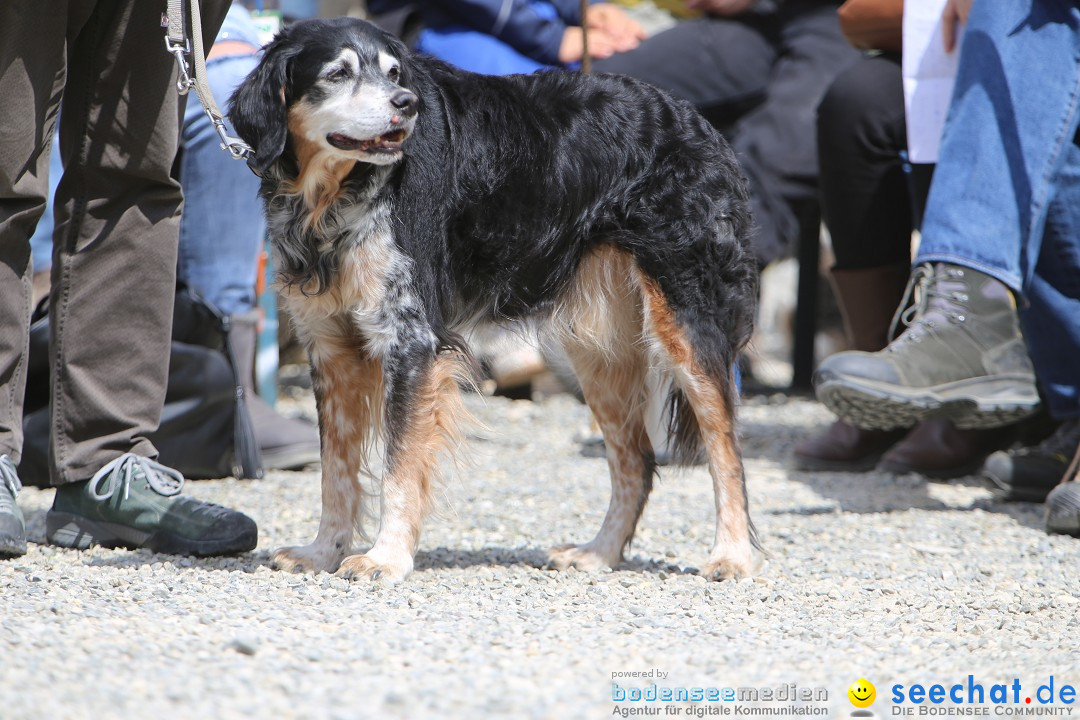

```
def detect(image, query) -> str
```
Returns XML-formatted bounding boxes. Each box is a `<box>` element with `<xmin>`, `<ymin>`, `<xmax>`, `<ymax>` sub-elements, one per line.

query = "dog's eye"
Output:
<box><xmin>387</xmin><ymin>65</ymin><xmax>400</xmax><ymax>83</ymax></box>
<box><xmin>326</xmin><ymin>67</ymin><xmax>351</xmax><ymax>82</ymax></box>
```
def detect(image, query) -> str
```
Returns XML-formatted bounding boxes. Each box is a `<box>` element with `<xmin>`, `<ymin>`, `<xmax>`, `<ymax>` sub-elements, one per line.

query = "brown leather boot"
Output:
<box><xmin>795</xmin><ymin>264</ymin><xmax>911</xmax><ymax>471</ymax></box>
<box><xmin>878</xmin><ymin>418</ymin><xmax>1016</xmax><ymax>479</ymax></box>
<box><xmin>794</xmin><ymin>420</ymin><xmax>907</xmax><ymax>471</ymax></box>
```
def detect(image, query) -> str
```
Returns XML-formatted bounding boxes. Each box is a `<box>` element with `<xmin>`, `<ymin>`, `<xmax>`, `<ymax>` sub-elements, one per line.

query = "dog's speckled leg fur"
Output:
<box><xmin>336</xmin><ymin>352</ymin><xmax>470</xmax><ymax>582</ymax></box>
<box><xmin>272</xmin><ymin>341</ymin><xmax>382</xmax><ymax>574</ymax></box>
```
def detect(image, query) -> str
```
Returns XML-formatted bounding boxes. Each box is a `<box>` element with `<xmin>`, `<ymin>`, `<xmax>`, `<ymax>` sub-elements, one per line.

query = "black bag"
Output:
<box><xmin>18</xmin><ymin>286</ymin><xmax>263</xmax><ymax>485</ymax></box>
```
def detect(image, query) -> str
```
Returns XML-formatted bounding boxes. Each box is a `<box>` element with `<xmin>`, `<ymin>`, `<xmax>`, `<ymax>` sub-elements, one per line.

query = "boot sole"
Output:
<box><xmin>0</xmin><ymin>516</ymin><xmax>27</xmax><ymax>556</ymax></box>
<box><xmin>46</xmin><ymin>511</ymin><xmax>257</xmax><ymax>557</ymax></box>
<box><xmin>816</xmin><ymin>372</ymin><xmax>1040</xmax><ymax>431</ymax></box>
<box><xmin>0</xmin><ymin>537</ymin><xmax>27</xmax><ymax>557</ymax></box>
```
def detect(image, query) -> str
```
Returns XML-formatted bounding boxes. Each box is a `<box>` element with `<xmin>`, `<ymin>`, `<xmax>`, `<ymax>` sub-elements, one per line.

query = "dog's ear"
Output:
<box><xmin>229</xmin><ymin>36</ymin><xmax>301</xmax><ymax>173</ymax></box>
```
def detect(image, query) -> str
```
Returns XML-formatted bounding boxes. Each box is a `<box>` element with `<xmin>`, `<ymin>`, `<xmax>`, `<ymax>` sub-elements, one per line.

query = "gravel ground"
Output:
<box><xmin>3</xmin><ymin>389</ymin><xmax>1080</xmax><ymax>720</ymax></box>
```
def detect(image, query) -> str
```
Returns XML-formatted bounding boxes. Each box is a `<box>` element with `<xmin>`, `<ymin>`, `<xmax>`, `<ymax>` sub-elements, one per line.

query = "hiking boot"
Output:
<box><xmin>814</xmin><ymin>263</ymin><xmax>1040</xmax><ymax>431</ymax></box>
<box><xmin>983</xmin><ymin>419</ymin><xmax>1080</xmax><ymax>502</ymax></box>
<box><xmin>0</xmin><ymin>455</ymin><xmax>27</xmax><ymax>557</ymax></box>
<box><xmin>46</xmin><ymin>453</ymin><xmax>257</xmax><ymax>556</ymax></box>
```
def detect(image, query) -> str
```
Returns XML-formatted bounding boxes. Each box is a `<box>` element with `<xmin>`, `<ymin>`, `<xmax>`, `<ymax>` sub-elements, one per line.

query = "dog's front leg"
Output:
<box><xmin>273</xmin><ymin>343</ymin><xmax>383</xmax><ymax>574</ymax></box>
<box><xmin>335</xmin><ymin>348</ymin><xmax>466</xmax><ymax>583</ymax></box>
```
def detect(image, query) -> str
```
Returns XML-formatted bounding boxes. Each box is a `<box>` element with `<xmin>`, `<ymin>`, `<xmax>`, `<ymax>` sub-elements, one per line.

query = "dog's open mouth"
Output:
<box><xmin>326</xmin><ymin>129</ymin><xmax>408</xmax><ymax>153</ymax></box>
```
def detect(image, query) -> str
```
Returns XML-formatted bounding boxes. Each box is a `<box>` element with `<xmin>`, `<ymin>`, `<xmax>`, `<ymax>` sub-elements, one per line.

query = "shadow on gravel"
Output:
<box><xmin>779</xmin><ymin>471</ymin><xmax>1045</xmax><ymax>530</ymax></box>
<box><xmin>415</xmin><ymin>546</ymin><xmax>550</xmax><ymax>571</ymax></box>
<box><xmin>65</xmin><ymin>545</ymin><xmax>700</xmax><ymax>579</ymax></box>
<box><xmin>738</xmin><ymin>419</ymin><xmax>1046</xmax><ymax>532</ymax></box>
<box><xmin>414</xmin><ymin>546</ymin><xmax>700</xmax><ymax>576</ymax></box>
<box><xmin>38</xmin><ymin>531</ymin><xmax>281</xmax><ymax>572</ymax></box>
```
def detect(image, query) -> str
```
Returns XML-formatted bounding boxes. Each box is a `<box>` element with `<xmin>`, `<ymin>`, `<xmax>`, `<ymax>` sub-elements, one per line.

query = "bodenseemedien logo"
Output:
<box><xmin>609</xmin><ymin>681</ymin><xmax>830</xmax><ymax>716</ymax></box>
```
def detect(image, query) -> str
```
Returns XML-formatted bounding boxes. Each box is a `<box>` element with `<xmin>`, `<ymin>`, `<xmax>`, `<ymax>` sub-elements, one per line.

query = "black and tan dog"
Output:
<box><xmin>230</xmin><ymin>17</ymin><xmax>759</xmax><ymax>582</ymax></box>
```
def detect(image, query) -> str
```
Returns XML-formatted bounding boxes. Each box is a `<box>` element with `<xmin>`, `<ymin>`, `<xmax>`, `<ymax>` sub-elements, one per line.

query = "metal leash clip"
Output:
<box><xmin>207</xmin><ymin>110</ymin><xmax>254</xmax><ymax>161</ymax></box>
<box><xmin>165</xmin><ymin>35</ymin><xmax>194</xmax><ymax>95</ymax></box>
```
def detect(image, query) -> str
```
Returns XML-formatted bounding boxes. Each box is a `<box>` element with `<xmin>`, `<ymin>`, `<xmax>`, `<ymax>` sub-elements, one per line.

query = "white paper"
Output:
<box><xmin>902</xmin><ymin>0</ymin><xmax>963</xmax><ymax>163</ymax></box>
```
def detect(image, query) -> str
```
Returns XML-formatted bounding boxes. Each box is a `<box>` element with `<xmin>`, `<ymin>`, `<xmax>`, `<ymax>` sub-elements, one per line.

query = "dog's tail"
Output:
<box><xmin>662</xmin><ymin>384</ymin><xmax>703</xmax><ymax>467</ymax></box>
<box><xmin>659</xmin><ymin>372</ymin><xmax>739</xmax><ymax>467</ymax></box>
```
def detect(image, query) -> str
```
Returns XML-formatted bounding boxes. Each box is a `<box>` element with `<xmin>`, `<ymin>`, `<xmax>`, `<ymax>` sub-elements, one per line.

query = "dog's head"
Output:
<box><xmin>230</xmin><ymin>18</ymin><xmax>419</xmax><ymax>175</ymax></box>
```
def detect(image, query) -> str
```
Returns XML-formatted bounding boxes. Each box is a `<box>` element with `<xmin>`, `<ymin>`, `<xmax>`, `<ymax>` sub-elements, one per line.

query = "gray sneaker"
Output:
<box><xmin>0</xmin><ymin>455</ymin><xmax>27</xmax><ymax>557</ymax></box>
<box><xmin>814</xmin><ymin>263</ymin><xmax>1040</xmax><ymax>431</ymax></box>
<box><xmin>46</xmin><ymin>453</ymin><xmax>257</xmax><ymax>556</ymax></box>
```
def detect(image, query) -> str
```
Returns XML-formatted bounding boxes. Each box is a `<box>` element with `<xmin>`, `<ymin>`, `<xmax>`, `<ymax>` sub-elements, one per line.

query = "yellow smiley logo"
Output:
<box><xmin>848</xmin><ymin>679</ymin><xmax>876</xmax><ymax>708</ymax></box>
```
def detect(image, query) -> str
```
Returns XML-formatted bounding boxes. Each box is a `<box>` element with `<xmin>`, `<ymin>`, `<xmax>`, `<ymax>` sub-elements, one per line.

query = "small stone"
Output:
<box><xmin>227</xmin><ymin>636</ymin><xmax>260</xmax><ymax>656</ymax></box>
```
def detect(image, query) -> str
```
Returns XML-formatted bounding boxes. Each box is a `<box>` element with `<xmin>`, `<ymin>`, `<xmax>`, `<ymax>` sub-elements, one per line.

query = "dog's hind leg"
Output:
<box><xmin>638</xmin><ymin>274</ymin><xmax>756</xmax><ymax>581</ymax></box>
<box><xmin>273</xmin><ymin>334</ymin><xmax>383</xmax><ymax>574</ymax></box>
<box><xmin>548</xmin><ymin>344</ymin><xmax>654</xmax><ymax>571</ymax></box>
<box><xmin>547</xmin><ymin>247</ymin><xmax>655</xmax><ymax>572</ymax></box>
<box><xmin>335</xmin><ymin>351</ymin><xmax>470</xmax><ymax>583</ymax></box>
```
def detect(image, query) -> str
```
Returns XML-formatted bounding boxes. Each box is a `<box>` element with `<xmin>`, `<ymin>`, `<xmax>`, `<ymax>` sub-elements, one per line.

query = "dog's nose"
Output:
<box><xmin>390</xmin><ymin>90</ymin><xmax>418</xmax><ymax>117</ymax></box>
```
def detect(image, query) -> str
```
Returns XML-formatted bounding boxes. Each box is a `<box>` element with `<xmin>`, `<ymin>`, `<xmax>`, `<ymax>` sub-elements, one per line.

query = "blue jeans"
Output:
<box><xmin>178</xmin><ymin>52</ymin><xmax>265</xmax><ymax>316</ymax></box>
<box><xmin>27</xmin><ymin>138</ymin><xmax>62</xmax><ymax>275</ymax></box>
<box><xmin>916</xmin><ymin>0</ymin><xmax>1080</xmax><ymax>419</ymax></box>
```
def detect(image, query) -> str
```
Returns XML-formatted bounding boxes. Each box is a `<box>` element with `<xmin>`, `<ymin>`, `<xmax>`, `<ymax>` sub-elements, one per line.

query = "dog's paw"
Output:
<box><xmin>547</xmin><ymin>543</ymin><xmax>621</xmax><ymax>572</ymax></box>
<box><xmin>271</xmin><ymin>545</ymin><xmax>343</xmax><ymax>574</ymax></box>
<box><xmin>335</xmin><ymin>550</ymin><xmax>414</xmax><ymax>584</ymax></box>
<box><xmin>700</xmin><ymin>549</ymin><xmax>758</xmax><ymax>581</ymax></box>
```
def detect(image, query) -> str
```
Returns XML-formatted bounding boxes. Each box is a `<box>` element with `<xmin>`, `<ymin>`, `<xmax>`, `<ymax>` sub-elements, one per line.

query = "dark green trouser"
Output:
<box><xmin>0</xmin><ymin>1</ymin><xmax>230</xmax><ymax>485</ymax></box>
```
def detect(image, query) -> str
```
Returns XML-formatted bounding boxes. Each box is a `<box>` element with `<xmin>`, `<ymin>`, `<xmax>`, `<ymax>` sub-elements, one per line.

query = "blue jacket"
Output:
<box><xmin>369</xmin><ymin>0</ymin><xmax>585</xmax><ymax>65</ymax></box>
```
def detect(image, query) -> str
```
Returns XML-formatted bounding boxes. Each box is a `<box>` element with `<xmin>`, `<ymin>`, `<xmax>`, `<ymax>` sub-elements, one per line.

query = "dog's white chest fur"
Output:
<box><xmin>269</xmin><ymin>193</ymin><xmax>436</xmax><ymax>359</ymax></box>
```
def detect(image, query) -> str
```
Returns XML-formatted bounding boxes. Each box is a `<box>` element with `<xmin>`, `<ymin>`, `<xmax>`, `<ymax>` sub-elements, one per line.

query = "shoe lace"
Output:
<box><xmin>0</xmin><ymin>455</ymin><xmax>21</xmax><ymax>512</ymax></box>
<box><xmin>887</xmin><ymin>264</ymin><xmax>969</xmax><ymax>348</ymax></box>
<box><xmin>89</xmin><ymin>453</ymin><xmax>185</xmax><ymax>502</ymax></box>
